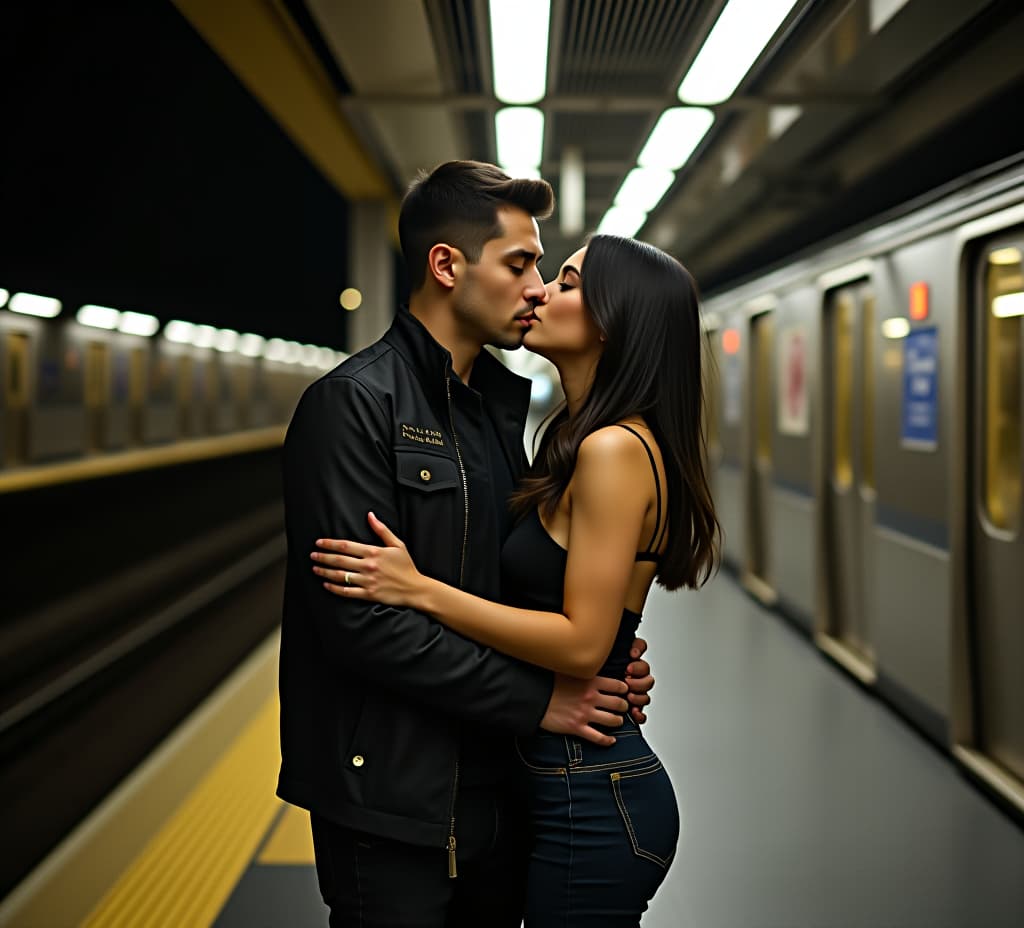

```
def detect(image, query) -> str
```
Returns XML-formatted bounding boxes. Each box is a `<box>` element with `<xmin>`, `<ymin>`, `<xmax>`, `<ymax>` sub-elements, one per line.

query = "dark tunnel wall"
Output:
<box><xmin>0</xmin><ymin>2</ymin><xmax>351</xmax><ymax>349</ymax></box>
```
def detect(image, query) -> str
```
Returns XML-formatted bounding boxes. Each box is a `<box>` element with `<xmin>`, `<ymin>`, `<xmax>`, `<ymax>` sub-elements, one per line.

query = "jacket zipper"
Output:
<box><xmin>447</xmin><ymin>759</ymin><xmax>460</xmax><ymax>878</ymax></box>
<box><xmin>444</xmin><ymin>368</ymin><xmax>469</xmax><ymax>587</ymax></box>
<box><xmin>444</xmin><ymin>366</ymin><xmax>468</xmax><ymax>877</ymax></box>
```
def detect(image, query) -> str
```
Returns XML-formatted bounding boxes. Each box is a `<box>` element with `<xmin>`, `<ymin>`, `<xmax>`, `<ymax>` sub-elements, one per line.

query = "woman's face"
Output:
<box><xmin>522</xmin><ymin>245</ymin><xmax>604</xmax><ymax>361</ymax></box>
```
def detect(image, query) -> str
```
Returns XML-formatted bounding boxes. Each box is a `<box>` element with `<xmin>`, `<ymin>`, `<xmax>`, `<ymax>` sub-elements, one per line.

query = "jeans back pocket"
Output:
<box><xmin>610</xmin><ymin>761</ymin><xmax>680</xmax><ymax>868</ymax></box>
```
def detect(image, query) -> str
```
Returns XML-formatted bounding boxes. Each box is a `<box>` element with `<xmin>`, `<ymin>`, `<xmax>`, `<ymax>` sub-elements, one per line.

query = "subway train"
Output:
<box><xmin>0</xmin><ymin>304</ymin><xmax>338</xmax><ymax>470</ymax></box>
<box><xmin>701</xmin><ymin>155</ymin><xmax>1024</xmax><ymax>816</ymax></box>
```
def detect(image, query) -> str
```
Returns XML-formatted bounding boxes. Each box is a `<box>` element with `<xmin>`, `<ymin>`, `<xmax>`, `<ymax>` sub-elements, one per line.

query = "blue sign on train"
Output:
<box><xmin>901</xmin><ymin>327</ymin><xmax>939</xmax><ymax>449</ymax></box>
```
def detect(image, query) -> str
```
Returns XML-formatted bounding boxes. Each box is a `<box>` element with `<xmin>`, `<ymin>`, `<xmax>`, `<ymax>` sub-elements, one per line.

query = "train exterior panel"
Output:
<box><xmin>704</xmin><ymin>159</ymin><xmax>1024</xmax><ymax>815</ymax></box>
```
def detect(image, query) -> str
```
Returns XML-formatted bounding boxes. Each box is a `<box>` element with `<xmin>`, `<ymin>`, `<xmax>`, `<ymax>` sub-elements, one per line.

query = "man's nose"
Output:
<box><xmin>526</xmin><ymin>269</ymin><xmax>549</xmax><ymax>305</ymax></box>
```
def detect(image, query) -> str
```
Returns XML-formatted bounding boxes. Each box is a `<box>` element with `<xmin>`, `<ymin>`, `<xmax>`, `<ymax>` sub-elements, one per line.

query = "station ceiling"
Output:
<box><xmin>177</xmin><ymin>0</ymin><xmax>1024</xmax><ymax>291</ymax></box>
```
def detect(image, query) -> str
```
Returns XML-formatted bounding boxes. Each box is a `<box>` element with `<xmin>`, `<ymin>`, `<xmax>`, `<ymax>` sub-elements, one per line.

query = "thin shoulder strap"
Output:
<box><xmin>615</xmin><ymin>424</ymin><xmax>665</xmax><ymax>555</ymax></box>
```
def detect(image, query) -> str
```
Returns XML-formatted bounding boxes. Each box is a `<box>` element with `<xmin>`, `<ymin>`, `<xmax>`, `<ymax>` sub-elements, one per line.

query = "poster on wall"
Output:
<box><xmin>777</xmin><ymin>326</ymin><xmax>809</xmax><ymax>436</ymax></box>
<box><xmin>901</xmin><ymin>326</ymin><xmax>939</xmax><ymax>450</ymax></box>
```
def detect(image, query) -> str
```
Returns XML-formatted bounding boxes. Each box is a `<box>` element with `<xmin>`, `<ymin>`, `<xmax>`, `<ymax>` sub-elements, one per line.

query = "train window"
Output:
<box><xmin>754</xmin><ymin>313</ymin><xmax>774</xmax><ymax>463</ymax></box>
<box><xmin>861</xmin><ymin>290</ymin><xmax>876</xmax><ymax>491</ymax></box>
<box><xmin>982</xmin><ymin>246</ymin><xmax>1022</xmax><ymax>531</ymax></box>
<box><xmin>832</xmin><ymin>293</ymin><xmax>855</xmax><ymax>489</ymax></box>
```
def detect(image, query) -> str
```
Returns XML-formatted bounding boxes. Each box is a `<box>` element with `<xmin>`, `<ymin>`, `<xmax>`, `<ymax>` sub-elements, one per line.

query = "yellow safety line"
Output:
<box><xmin>259</xmin><ymin>803</ymin><xmax>315</xmax><ymax>865</ymax></box>
<box><xmin>0</xmin><ymin>425</ymin><xmax>286</xmax><ymax>495</ymax></box>
<box><xmin>82</xmin><ymin>696</ymin><xmax>282</xmax><ymax>928</ymax></box>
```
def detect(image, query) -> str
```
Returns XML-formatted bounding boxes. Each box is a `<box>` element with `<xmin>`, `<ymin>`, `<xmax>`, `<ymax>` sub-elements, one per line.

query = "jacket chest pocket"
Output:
<box><xmin>395</xmin><ymin>450</ymin><xmax>460</xmax><ymax>493</ymax></box>
<box><xmin>395</xmin><ymin>450</ymin><xmax>462</xmax><ymax>581</ymax></box>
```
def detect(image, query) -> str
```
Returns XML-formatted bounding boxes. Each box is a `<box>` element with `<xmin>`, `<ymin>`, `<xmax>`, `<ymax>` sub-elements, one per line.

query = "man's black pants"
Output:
<box><xmin>311</xmin><ymin>787</ymin><xmax>530</xmax><ymax>927</ymax></box>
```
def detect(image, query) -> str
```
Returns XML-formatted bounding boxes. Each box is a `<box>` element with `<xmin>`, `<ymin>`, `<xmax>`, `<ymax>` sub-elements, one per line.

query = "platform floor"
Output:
<box><xmin>4</xmin><ymin>573</ymin><xmax>1023</xmax><ymax>927</ymax></box>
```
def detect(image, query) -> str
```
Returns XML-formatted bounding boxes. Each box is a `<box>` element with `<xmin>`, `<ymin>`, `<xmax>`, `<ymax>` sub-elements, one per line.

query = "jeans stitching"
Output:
<box><xmin>567</xmin><ymin>752</ymin><xmax>657</xmax><ymax>774</ymax></box>
<box><xmin>610</xmin><ymin>763</ymin><xmax>672</xmax><ymax>869</ymax></box>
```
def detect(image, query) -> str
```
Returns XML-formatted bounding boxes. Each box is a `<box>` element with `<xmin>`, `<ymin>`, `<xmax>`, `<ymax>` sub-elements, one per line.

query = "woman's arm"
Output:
<box><xmin>314</xmin><ymin>428</ymin><xmax>651</xmax><ymax>679</ymax></box>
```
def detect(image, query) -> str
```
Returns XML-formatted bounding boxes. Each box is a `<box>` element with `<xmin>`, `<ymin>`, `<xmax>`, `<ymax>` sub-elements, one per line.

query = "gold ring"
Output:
<box><xmin>344</xmin><ymin>572</ymin><xmax>352</xmax><ymax>586</ymax></box>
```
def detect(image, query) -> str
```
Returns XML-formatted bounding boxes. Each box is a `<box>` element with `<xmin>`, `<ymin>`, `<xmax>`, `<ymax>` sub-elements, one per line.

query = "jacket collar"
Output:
<box><xmin>383</xmin><ymin>306</ymin><xmax>533</xmax><ymax>464</ymax></box>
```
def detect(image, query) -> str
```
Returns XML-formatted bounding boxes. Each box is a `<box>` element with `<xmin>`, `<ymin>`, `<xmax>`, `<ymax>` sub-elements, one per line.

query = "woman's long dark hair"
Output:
<box><xmin>509</xmin><ymin>234</ymin><xmax>720</xmax><ymax>590</ymax></box>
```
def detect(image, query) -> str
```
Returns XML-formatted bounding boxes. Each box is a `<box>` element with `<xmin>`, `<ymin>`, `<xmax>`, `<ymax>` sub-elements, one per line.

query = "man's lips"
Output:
<box><xmin>516</xmin><ymin>310</ymin><xmax>537</xmax><ymax>327</ymax></box>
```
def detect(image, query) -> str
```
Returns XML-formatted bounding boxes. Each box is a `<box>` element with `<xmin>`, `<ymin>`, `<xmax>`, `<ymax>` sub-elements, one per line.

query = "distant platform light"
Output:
<box><xmin>721</xmin><ymin>328</ymin><xmax>741</xmax><ymax>354</ymax></box>
<box><xmin>881</xmin><ymin>317</ymin><xmax>911</xmax><ymax>339</ymax></box>
<box><xmin>165</xmin><ymin>320</ymin><xmax>197</xmax><ymax>344</ymax></box>
<box><xmin>316</xmin><ymin>347</ymin><xmax>336</xmax><ymax>368</ymax></box>
<box><xmin>530</xmin><ymin>375</ymin><xmax>553</xmax><ymax>404</ymax></box>
<box><xmin>238</xmin><ymin>333</ymin><xmax>265</xmax><ymax>357</ymax></box>
<box><xmin>283</xmin><ymin>341</ymin><xmax>303</xmax><ymax>364</ymax></box>
<box><xmin>119</xmin><ymin>311</ymin><xmax>160</xmax><ymax>337</ymax></box>
<box><xmin>77</xmin><ymin>304</ymin><xmax>120</xmax><ymax>330</ymax></box>
<box><xmin>263</xmin><ymin>338</ymin><xmax>288</xmax><ymax>362</ymax></box>
<box><xmin>989</xmin><ymin>247</ymin><xmax>1022</xmax><ymax>266</ymax></box>
<box><xmin>9</xmin><ymin>292</ymin><xmax>62</xmax><ymax>318</ymax></box>
<box><xmin>300</xmin><ymin>344</ymin><xmax>320</xmax><ymax>367</ymax></box>
<box><xmin>215</xmin><ymin>329</ymin><xmax>239</xmax><ymax>352</ymax></box>
<box><xmin>192</xmin><ymin>324</ymin><xmax>217</xmax><ymax>349</ymax></box>
<box><xmin>0</xmin><ymin>288</ymin><xmax>9</xmax><ymax>308</ymax></box>
<box><xmin>340</xmin><ymin>288</ymin><xmax>363</xmax><ymax>311</ymax></box>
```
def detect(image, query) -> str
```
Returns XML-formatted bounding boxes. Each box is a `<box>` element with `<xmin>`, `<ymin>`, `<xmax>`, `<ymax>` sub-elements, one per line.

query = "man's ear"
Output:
<box><xmin>426</xmin><ymin>243</ymin><xmax>460</xmax><ymax>290</ymax></box>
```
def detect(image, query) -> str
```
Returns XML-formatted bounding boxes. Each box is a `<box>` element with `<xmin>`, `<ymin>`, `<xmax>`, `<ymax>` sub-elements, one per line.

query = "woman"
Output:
<box><xmin>311</xmin><ymin>234</ymin><xmax>719</xmax><ymax>926</ymax></box>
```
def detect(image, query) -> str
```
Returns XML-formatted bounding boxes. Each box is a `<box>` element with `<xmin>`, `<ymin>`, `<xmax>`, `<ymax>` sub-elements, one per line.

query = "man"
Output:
<box><xmin>279</xmin><ymin>161</ymin><xmax>654</xmax><ymax>927</ymax></box>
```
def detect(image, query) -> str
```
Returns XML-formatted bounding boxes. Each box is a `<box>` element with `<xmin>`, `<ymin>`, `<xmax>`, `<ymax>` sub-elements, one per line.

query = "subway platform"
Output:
<box><xmin>2</xmin><ymin>574</ymin><xmax>1022</xmax><ymax>928</ymax></box>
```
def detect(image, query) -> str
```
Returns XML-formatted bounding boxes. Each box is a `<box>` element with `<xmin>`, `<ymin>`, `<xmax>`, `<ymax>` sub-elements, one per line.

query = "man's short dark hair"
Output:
<box><xmin>399</xmin><ymin>160</ymin><xmax>554</xmax><ymax>291</ymax></box>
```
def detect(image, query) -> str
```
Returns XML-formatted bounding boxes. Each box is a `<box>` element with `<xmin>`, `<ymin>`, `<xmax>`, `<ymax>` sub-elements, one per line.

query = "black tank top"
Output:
<box><xmin>500</xmin><ymin>425</ymin><xmax>667</xmax><ymax>681</ymax></box>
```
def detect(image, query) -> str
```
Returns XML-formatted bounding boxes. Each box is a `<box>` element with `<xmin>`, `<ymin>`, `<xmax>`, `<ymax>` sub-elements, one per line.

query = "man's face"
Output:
<box><xmin>452</xmin><ymin>205</ymin><xmax>548</xmax><ymax>350</ymax></box>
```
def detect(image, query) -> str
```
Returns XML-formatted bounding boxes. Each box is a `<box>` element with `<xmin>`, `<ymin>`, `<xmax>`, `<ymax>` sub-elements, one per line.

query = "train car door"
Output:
<box><xmin>822</xmin><ymin>282</ymin><xmax>877</xmax><ymax>681</ymax></box>
<box><xmin>84</xmin><ymin>341</ymin><xmax>110</xmax><ymax>451</ymax></box>
<box><xmin>704</xmin><ymin>325</ymin><xmax>722</xmax><ymax>494</ymax></box>
<box><xmin>969</xmin><ymin>239</ymin><xmax>1024</xmax><ymax>787</ymax></box>
<box><xmin>3</xmin><ymin>332</ymin><xmax>30</xmax><ymax>466</ymax></box>
<box><xmin>745</xmin><ymin>310</ymin><xmax>775</xmax><ymax>602</ymax></box>
<box><xmin>128</xmin><ymin>346</ymin><xmax>147</xmax><ymax>444</ymax></box>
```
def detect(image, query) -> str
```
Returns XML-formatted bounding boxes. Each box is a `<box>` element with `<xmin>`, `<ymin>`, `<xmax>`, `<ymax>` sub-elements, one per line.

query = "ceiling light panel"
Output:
<box><xmin>597</xmin><ymin>206</ymin><xmax>648</xmax><ymax>238</ymax></box>
<box><xmin>637</xmin><ymin>107</ymin><xmax>715</xmax><ymax>171</ymax></box>
<box><xmin>496</xmin><ymin>106</ymin><xmax>545</xmax><ymax>174</ymax></box>
<box><xmin>678</xmin><ymin>0</ymin><xmax>800</xmax><ymax>105</ymax></box>
<box><xmin>614</xmin><ymin>168</ymin><xmax>676</xmax><ymax>214</ymax></box>
<box><xmin>490</xmin><ymin>0</ymin><xmax>550</xmax><ymax>104</ymax></box>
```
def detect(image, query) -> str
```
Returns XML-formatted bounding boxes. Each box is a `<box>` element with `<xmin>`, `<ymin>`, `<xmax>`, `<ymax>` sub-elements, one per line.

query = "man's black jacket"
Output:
<box><xmin>277</xmin><ymin>308</ymin><xmax>554</xmax><ymax>849</ymax></box>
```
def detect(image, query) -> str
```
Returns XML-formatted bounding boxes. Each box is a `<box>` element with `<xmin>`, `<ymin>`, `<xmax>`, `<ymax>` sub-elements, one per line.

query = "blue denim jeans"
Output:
<box><xmin>516</xmin><ymin>715</ymin><xmax>679</xmax><ymax>927</ymax></box>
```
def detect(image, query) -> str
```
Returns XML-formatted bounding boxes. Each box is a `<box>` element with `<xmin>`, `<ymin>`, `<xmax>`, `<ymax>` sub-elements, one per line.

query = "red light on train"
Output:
<box><xmin>909</xmin><ymin>282</ymin><xmax>929</xmax><ymax>320</ymax></box>
<box><xmin>722</xmin><ymin>328</ymin><xmax>741</xmax><ymax>354</ymax></box>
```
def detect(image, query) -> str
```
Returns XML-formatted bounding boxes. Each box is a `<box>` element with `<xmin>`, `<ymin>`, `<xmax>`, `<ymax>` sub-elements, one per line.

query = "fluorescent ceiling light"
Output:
<box><xmin>678</xmin><ymin>0</ymin><xmax>800</xmax><ymax>105</ymax></box>
<box><xmin>238</xmin><ymin>333</ymin><xmax>265</xmax><ymax>357</ymax></box>
<box><xmin>9</xmin><ymin>292</ymin><xmax>62</xmax><ymax>318</ymax></box>
<box><xmin>490</xmin><ymin>0</ymin><xmax>550</xmax><ymax>105</ymax></box>
<box><xmin>560</xmin><ymin>146</ymin><xmax>585</xmax><ymax>237</ymax></box>
<box><xmin>192</xmin><ymin>324</ymin><xmax>217</xmax><ymax>349</ymax></box>
<box><xmin>0</xmin><ymin>288</ymin><xmax>8</xmax><ymax>307</ymax></box>
<box><xmin>165</xmin><ymin>320</ymin><xmax>196</xmax><ymax>344</ymax></box>
<box><xmin>119</xmin><ymin>311</ymin><xmax>159</xmax><ymax>337</ymax></box>
<box><xmin>284</xmin><ymin>341</ymin><xmax>303</xmax><ymax>364</ymax></box>
<box><xmin>993</xmin><ymin>292</ymin><xmax>1024</xmax><ymax>319</ymax></box>
<box><xmin>614</xmin><ymin>167</ymin><xmax>676</xmax><ymax>214</ymax></box>
<box><xmin>496</xmin><ymin>107</ymin><xmax>545</xmax><ymax>174</ymax></box>
<box><xmin>881</xmin><ymin>317</ymin><xmax>910</xmax><ymax>339</ymax></box>
<box><xmin>300</xmin><ymin>344</ymin><xmax>320</xmax><ymax>367</ymax></box>
<box><xmin>316</xmin><ymin>347</ymin><xmax>336</xmax><ymax>368</ymax></box>
<box><xmin>77</xmin><ymin>304</ymin><xmax>120</xmax><ymax>330</ymax></box>
<box><xmin>638</xmin><ymin>108</ymin><xmax>715</xmax><ymax>171</ymax></box>
<box><xmin>597</xmin><ymin>206</ymin><xmax>648</xmax><ymax>238</ymax></box>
